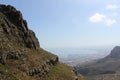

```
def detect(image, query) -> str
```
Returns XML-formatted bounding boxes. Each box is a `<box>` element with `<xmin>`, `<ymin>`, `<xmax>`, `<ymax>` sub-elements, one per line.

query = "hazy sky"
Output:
<box><xmin>1</xmin><ymin>0</ymin><xmax>120</xmax><ymax>48</ymax></box>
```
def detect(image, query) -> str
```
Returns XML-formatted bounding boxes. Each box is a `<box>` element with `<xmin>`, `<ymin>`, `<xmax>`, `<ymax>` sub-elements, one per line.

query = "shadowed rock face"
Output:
<box><xmin>0</xmin><ymin>4</ymin><xmax>40</xmax><ymax>50</ymax></box>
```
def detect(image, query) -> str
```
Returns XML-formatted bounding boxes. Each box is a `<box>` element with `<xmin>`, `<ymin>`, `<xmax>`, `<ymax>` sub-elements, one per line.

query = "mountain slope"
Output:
<box><xmin>75</xmin><ymin>46</ymin><xmax>120</xmax><ymax>80</ymax></box>
<box><xmin>0</xmin><ymin>4</ymin><xmax>84</xmax><ymax>80</ymax></box>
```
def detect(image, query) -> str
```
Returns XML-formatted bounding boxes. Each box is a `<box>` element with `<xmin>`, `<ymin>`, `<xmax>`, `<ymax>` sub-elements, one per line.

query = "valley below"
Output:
<box><xmin>75</xmin><ymin>46</ymin><xmax>120</xmax><ymax>80</ymax></box>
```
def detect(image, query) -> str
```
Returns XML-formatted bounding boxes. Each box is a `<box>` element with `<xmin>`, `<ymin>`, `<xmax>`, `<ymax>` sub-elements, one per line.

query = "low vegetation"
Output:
<box><xmin>0</xmin><ymin>4</ymin><xmax>84</xmax><ymax>80</ymax></box>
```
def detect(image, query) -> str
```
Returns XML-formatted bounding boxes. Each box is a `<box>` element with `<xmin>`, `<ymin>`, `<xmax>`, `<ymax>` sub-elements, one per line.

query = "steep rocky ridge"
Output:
<box><xmin>0</xmin><ymin>4</ymin><xmax>84</xmax><ymax>80</ymax></box>
<box><xmin>0</xmin><ymin>4</ymin><xmax>40</xmax><ymax>50</ymax></box>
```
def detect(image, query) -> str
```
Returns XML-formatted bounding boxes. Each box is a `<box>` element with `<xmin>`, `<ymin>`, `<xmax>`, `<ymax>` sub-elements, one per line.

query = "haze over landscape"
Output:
<box><xmin>1</xmin><ymin>0</ymin><xmax>120</xmax><ymax>80</ymax></box>
<box><xmin>1</xmin><ymin>0</ymin><xmax>120</xmax><ymax>49</ymax></box>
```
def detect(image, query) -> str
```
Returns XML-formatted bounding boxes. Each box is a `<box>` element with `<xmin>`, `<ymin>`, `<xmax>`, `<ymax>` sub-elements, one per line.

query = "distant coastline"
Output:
<box><xmin>45</xmin><ymin>47</ymin><xmax>112</xmax><ymax>66</ymax></box>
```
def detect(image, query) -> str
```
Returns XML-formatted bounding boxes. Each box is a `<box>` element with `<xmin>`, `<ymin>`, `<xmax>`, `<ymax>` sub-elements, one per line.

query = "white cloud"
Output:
<box><xmin>89</xmin><ymin>3</ymin><xmax>118</xmax><ymax>26</ymax></box>
<box><xmin>106</xmin><ymin>4</ymin><xmax>118</xmax><ymax>10</ymax></box>
<box><xmin>89</xmin><ymin>13</ymin><xmax>117</xmax><ymax>26</ymax></box>
<box><xmin>105</xmin><ymin>19</ymin><xmax>117</xmax><ymax>26</ymax></box>
<box><xmin>89</xmin><ymin>13</ymin><xmax>106</xmax><ymax>23</ymax></box>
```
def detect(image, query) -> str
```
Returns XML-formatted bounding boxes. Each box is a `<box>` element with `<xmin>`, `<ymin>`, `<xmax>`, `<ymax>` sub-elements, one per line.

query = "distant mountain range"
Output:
<box><xmin>75</xmin><ymin>46</ymin><xmax>120</xmax><ymax>80</ymax></box>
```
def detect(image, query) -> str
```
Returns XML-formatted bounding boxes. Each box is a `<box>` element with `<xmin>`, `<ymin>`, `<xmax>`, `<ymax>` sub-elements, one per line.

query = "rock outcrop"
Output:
<box><xmin>0</xmin><ymin>4</ymin><xmax>83</xmax><ymax>80</ymax></box>
<box><xmin>0</xmin><ymin>5</ymin><xmax>40</xmax><ymax>50</ymax></box>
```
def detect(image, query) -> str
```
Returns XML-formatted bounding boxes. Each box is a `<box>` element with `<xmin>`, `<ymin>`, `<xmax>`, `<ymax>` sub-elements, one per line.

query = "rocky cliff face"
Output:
<box><xmin>0</xmin><ymin>5</ymin><xmax>40</xmax><ymax>50</ymax></box>
<box><xmin>0</xmin><ymin>4</ymin><xmax>83</xmax><ymax>80</ymax></box>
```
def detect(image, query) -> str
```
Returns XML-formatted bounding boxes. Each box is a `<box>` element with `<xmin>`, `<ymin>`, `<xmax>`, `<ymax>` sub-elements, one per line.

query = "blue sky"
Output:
<box><xmin>1</xmin><ymin>0</ymin><xmax>120</xmax><ymax>48</ymax></box>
